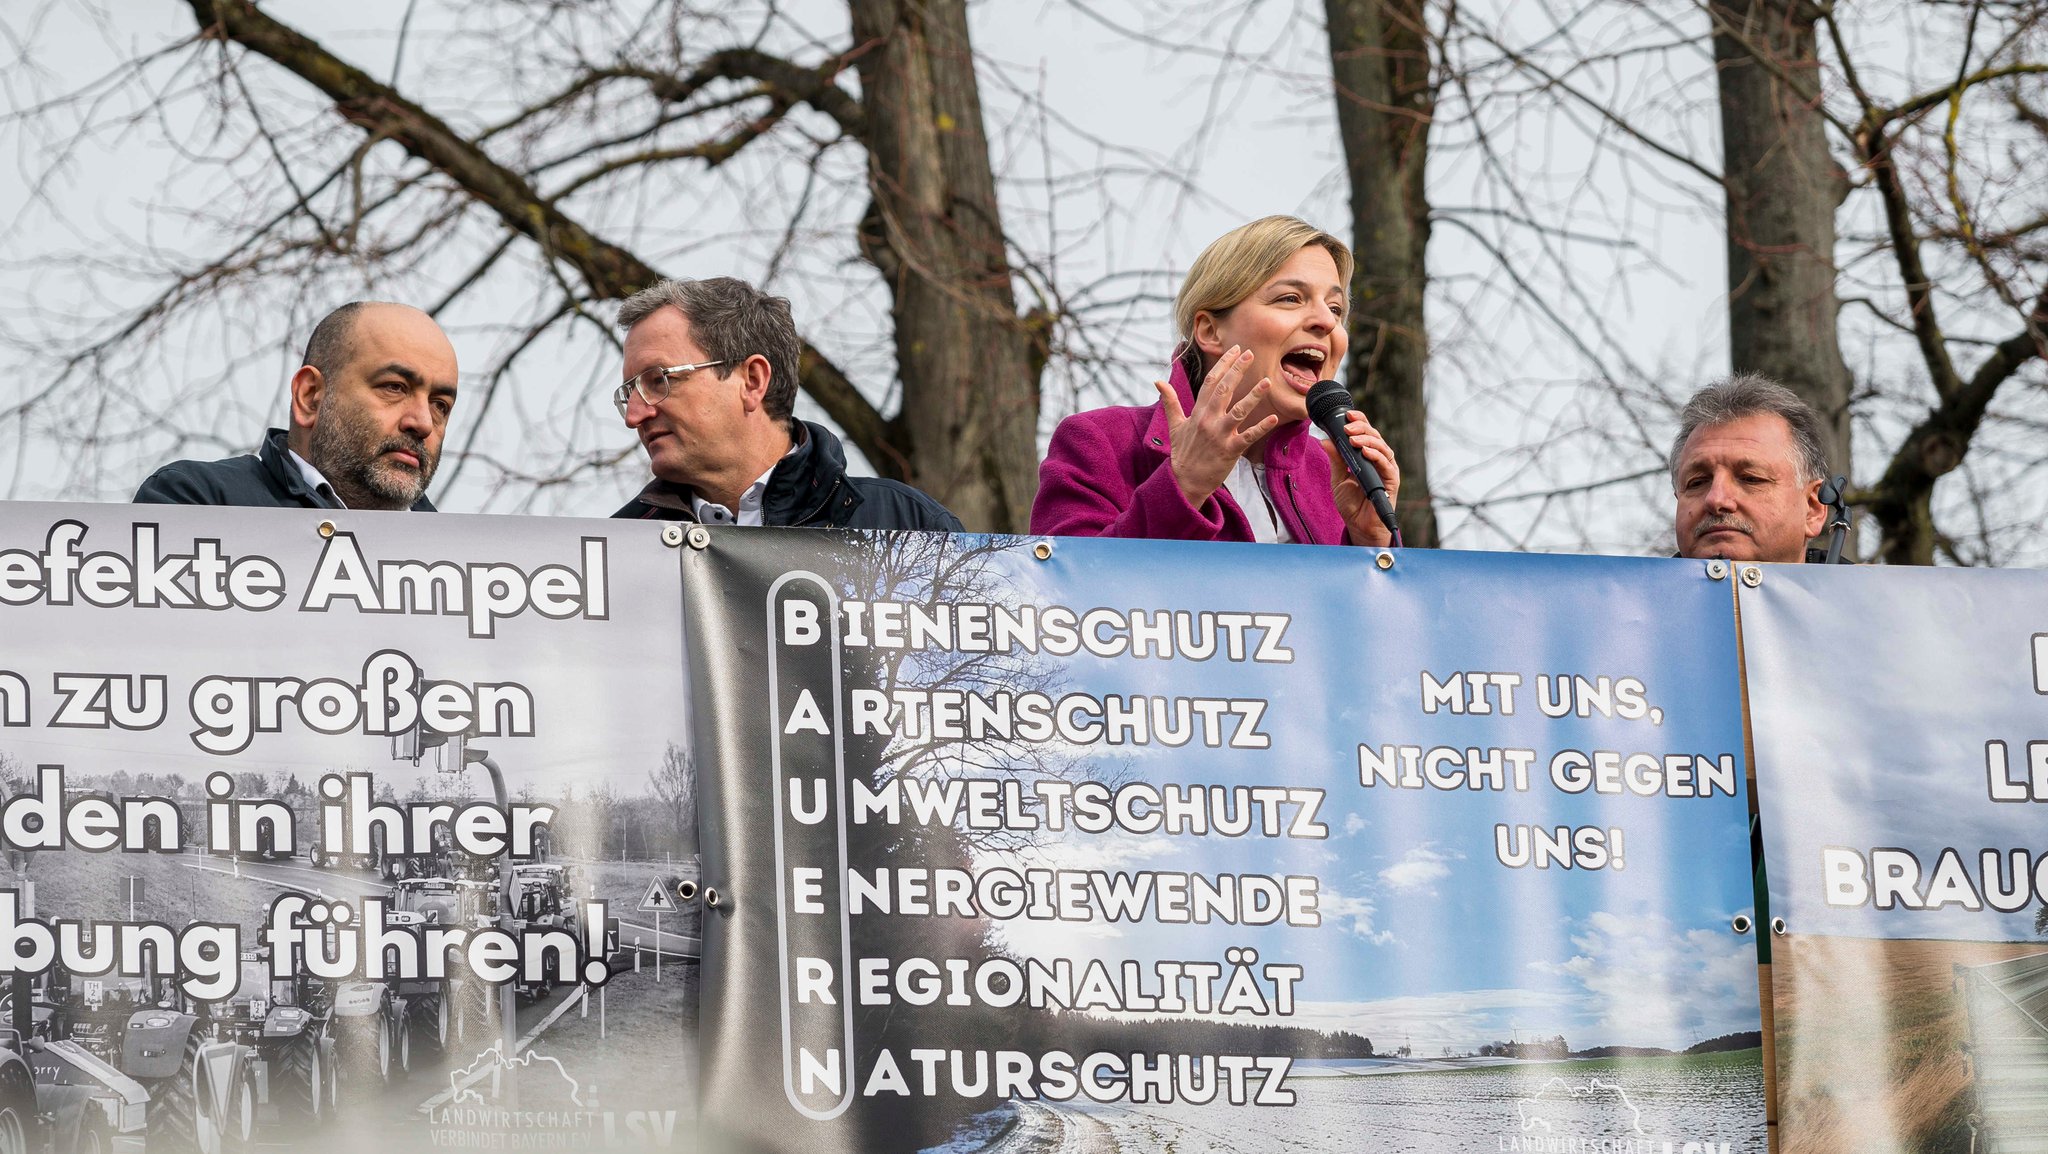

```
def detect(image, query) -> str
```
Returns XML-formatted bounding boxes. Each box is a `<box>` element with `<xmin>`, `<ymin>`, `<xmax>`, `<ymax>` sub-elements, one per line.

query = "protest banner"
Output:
<box><xmin>1742</xmin><ymin>565</ymin><xmax>2048</xmax><ymax>1154</ymax></box>
<box><xmin>0</xmin><ymin>503</ymin><xmax>695</xmax><ymax>1153</ymax></box>
<box><xmin>683</xmin><ymin>531</ymin><xmax>1767</xmax><ymax>1154</ymax></box>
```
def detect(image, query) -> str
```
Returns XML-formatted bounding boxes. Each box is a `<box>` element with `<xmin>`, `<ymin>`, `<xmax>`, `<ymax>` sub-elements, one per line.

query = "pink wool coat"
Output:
<box><xmin>1029</xmin><ymin>361</ymin><xmax>1351</xmax><ymax>544</ymax></box>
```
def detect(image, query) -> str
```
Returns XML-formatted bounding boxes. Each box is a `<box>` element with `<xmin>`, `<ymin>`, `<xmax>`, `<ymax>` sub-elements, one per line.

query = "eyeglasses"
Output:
<box><xmin>613</xmin><ymin>360</ymin><xmax>727</xmax><ymax>417</ymax></box>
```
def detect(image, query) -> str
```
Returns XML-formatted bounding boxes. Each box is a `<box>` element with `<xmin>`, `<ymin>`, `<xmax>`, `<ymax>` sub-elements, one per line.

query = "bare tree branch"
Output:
<box><xmin>178</xmin><ymin>0</ymin><xmax>907</xmax><ymax>476</ymax></box>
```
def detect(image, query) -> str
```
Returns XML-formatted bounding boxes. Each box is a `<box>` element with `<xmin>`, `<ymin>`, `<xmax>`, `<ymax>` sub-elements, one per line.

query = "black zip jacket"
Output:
<box><xmin>611</xmin><ymin>420</ymin><xmax>961</xmax><ymax>532</ymax></box>
<box><xmin>133</xmin><ymin>428</ymin><xmax>435</xmax><ymax>511</ymax></box>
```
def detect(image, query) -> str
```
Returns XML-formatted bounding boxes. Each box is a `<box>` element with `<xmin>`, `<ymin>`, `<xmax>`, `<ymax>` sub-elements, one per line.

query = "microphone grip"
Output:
<box><xmin>1366</xmin><ymin>486</ymin><xmax>1399</xmax><ymax>540</ymax></box>
<box><xmin>1325</xmin><ymin>416</ymin><xmax>1399</xmax><ymax>539</ymax></box>
<box><xmin>1304</xmin><ymin>379</ymin><xmax>1399</xmax><ymax>542</ymax></box>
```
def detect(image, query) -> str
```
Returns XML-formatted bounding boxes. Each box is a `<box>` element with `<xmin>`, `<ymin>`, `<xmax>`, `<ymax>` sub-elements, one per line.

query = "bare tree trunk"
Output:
<box><xmin>1326</xmin><ymin>0</ymin><xmax>1438</xmax><ymax>547</ymax></box>
<box><xmin>849</xmin><ymin>0</ymin><xmax>1044</xmax><ymax>534</ymax></box>
<box><xmin>1711</xmin><ymin>0</ymin><xmax>1852</xmax><ymax>478</ymax></box>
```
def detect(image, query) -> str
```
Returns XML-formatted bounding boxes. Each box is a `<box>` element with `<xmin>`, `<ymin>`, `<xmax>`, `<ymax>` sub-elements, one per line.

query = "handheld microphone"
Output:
<box><xmin>1304</xmin><ymin>380</ymin><xmax>1399</xmax><ymax>541</ymax></box>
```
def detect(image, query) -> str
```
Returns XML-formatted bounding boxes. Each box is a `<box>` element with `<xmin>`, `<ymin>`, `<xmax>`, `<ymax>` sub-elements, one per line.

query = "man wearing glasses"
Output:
<box><xmin>610</xmin><ymin>277</ymin><xmax>961</xmax><ymax>531</ymax></box>
<box><xmin>135</xmin><ymin>301</ymin><xmax>459</xmax><ymax>511</ymax></box>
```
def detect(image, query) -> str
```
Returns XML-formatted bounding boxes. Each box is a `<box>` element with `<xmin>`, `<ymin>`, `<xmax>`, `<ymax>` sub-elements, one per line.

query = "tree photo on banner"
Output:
<box><xmin>682</xmin><ymin>531</ymin><xmax>1766</xmax><ymax>1154</ymax></box>
<box><xmin>1742</xmin><ymin>565</ymin><xmax>2048</xmax><ymax>1154</ymax></box>
<box><xmin>0</xmin><ymin>503</ymin><xmax>694</xmax><ymax>1153</ymax></box>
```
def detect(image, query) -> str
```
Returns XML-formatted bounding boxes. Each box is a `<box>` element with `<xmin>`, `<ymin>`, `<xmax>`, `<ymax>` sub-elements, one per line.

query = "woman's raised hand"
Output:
<box><xmin>1157</xmin><ymin>346</ymin><xmax>1278</xmax><ymax>510</ymax></box>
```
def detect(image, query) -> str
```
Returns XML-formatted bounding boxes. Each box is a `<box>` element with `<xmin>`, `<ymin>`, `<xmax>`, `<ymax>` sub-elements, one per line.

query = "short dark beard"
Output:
<box><xmin>307</xmin><ymin>400</ymin><xmax>435</xmax><ymax>510</ymax></box>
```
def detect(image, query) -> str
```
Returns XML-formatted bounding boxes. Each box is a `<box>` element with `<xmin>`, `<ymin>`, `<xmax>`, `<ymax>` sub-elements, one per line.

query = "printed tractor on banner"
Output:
<box><xmin>0</xmin><ymin>880</ymin><xmax>569</xmax><ymax>1154</ymax></box>
<box><xmin>325</xmin><ymin>977</ymin><xmax>414</xmax><ymax>1093</ymax></box>
<box><xmin>0</xmin><ymin>949</ymin><xmax>337</xmax><ymax>1154</ymax></box>
<box><xmin>383</xmin><ymin>876</ymin><xmax>506</xmax><ymax>1048</ymax></box>
<box><xmin>504</xmin><ymin>865</ymin><xmax>586</xmax><ymax>1000</ymax></box>
<box><xmin>0</xmin><ymin>970</ymin><xmax>145</xmax><ymax>1154</ymax></box>
<box><xmin>378</xmin><ymin>867</ymin><xmax>591</xmax><ymax>1017</ymax></box>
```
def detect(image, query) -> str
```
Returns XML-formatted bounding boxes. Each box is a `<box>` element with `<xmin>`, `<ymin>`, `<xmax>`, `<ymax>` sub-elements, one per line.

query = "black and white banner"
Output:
<box><xmin>0</xmin><ymin>503</ymin><xmax>695</xmax><ymax>1153</ymax></box>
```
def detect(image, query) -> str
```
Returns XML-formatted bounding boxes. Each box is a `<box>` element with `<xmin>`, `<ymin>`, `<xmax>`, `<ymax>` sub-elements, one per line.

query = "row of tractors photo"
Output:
<box><xmin>0</xmin><ymin>861</ymin><xmax>590</xmax><ymax>1154</ymax></box>
<box><xmin>0</xmin><ymin>727</ymin><xmax>671</xmax><ymax>1154</ymax></box>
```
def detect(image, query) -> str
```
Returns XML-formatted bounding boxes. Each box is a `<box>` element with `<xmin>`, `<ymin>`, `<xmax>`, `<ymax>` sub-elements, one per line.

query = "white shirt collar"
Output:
<box><xmin>690</xmin><ymin>439</ymin><xmax>799</xmax><ymax>527</ymax></box>
<box><xmin>287</xmin><ymin>448</ymin><xmax>345</xmax><ymax>509</ymax></box>
<box><xmin>1223</xmin><ymin>457</ymin><xmax>1292</xmax><ymax>544</ymax></box>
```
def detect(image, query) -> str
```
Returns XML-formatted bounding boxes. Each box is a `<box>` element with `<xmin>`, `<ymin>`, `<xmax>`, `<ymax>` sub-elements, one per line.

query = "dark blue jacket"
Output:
<box><xmin>133</xmin><ymin>428</ymin><xmax>435</xmax><ymax>511</ymax></box>
<box><xmin>612</xmin><ymin>420</ymin><xmax>960</xmax><ymax>532</ymax></box>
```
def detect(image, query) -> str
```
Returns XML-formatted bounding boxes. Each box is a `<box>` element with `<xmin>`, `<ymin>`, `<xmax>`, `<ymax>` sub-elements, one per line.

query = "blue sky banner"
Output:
<box><xmin>1743</xmin><ymin>565</ymin><xmax>2048</xmax><ymax>1154</ymax></box>
<box><xmin>0</xmin><ymin>502</ymin><xmax>693</xmax><ymax>1153</ymax></box>
<box><xmin>685</xmin><ymin>531</ymin><xmax>1764</xmax><ymax>1154</ymax></box>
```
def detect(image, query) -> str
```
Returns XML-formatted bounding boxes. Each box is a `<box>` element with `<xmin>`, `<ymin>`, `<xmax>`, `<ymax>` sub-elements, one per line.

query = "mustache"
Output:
<box><xmin>1691</xmin><ymin>513</ymin><xmax>1753</xmax><ymax>540</ymax></box>
<box><xmin>378</xmin><ymin>435</ymin><xmax>431</xmax><ymax>468</ymax></box>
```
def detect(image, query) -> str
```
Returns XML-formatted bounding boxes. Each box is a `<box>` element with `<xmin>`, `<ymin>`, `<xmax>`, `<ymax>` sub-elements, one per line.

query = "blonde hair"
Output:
<box><xmin>1173</xmin><ymin>216</ymin><xmax>1354</xmax><ymax>384</ymax></box>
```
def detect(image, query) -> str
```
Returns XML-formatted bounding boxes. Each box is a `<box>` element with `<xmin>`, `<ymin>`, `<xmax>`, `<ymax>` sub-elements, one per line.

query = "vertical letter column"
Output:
<box><xmin>766</xmin><ymin>573</ymin><xmax>854</xmax><ymax>1119</ymax></box>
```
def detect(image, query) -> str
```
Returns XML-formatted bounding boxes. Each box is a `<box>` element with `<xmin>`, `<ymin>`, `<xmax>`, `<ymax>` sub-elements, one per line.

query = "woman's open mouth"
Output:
<box><xmin>1279</xmin><ymin>346</ymin><xmax>1327</xmax><ymax>390</ymax></box>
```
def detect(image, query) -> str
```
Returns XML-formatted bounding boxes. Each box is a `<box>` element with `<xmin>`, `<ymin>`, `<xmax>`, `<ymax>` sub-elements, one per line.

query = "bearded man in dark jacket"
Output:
<box><xmin>135</xmin><ymin>301</ymin><xmax>458</xmax><ymax>511</ymax></box>
<box><xmin>609</xmin><ymin>277</ymin><xmax>960</xmax><ymax>532</ymax></box>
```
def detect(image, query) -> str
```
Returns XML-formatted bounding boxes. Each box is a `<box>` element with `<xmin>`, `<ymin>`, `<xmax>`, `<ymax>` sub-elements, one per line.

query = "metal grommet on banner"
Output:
<box><xmin>660</xmin><ymin>523</ymin><xmax>685</xmax><ymax>547</ymax></box>
<box><xmin>675</xmin><ymin>879</ymin><xmax>699</xmax><ymax>903</ymax></box>
<box><xmin>1771</xmin><ymin>917</ymin><xmax>1787</xmax><ymax>936</ymax></box>
<box><xmin>1730</xmin><ymin>914</ymin><xmax>1753</xmax><ymax>934</ymax></box>
<box><xmin>1705</xmin><ymin>559</ymin><xmax>1727</xmax><ymax>580</ymax></box>
<box><xmin>702</xmin><ymin>887</ymin><xmax>721</xmax><ymax>909</ymax></box>
<box><xmin>317</xmin><ymin>520</ymin><xmax>337</xmax><ymax>539</ymax></box>
<box><xmin>1740</xmin><ymin>565</ymin><xmax>1763</xmax><ymax>587</ymax></box>
<box><xmin>686</xmin><ymin>525</ymin><xmax>712</xmax><ymax>550</ymax></box>
<box><xmin>1032</xmin><ymin>541</ymin><xmax>1054</xmax><ymax>561</ymax></box>
<box><xmin>1375</xmin><ymin>551</ymin><xmax>1394</xmax><ymax>570</ymax></box>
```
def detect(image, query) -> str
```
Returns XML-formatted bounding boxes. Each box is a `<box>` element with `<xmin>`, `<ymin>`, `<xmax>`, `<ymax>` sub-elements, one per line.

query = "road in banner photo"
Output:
<box><xmin>684</xmin><ymin>532</ymin><xmax>1768</xmax><ymax>1154</ymax></box>
<box><xmin>1743</xmin><ymin>564</ymin><xmax>2048</xmax><ymax>1154</ymax></box>
<box><xmin>0</xmin><ymin>502</ymin><xmax>697</xmax><ymax>1153</ymax></box>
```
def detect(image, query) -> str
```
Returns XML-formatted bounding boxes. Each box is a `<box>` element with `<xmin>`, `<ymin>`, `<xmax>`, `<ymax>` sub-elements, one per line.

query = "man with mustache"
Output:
<box><xmin>1670</xmin><ymin>374</ymin><xmax>1830</xmax><ymax>564</ymax></box>
<box><xmin>135</xmin><ymin>302</ymin><xmax>458</xmax><ymax>510</ymax></box>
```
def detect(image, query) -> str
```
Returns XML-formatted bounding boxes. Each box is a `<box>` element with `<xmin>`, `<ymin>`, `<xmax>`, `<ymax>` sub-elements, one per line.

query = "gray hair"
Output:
<box><xmin>1668</xmin><ymin>373</ymin><xmax>1830</xmax><ymax>488</ymax></box>
<box><xmin>617</xmin><ymin>277</ymin><xmax>801</xmax><ymax>424</ymax></box>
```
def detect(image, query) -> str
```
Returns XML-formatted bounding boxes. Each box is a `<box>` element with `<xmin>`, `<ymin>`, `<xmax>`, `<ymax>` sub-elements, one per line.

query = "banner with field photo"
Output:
<box><xmin>1742</xmin><ymin>565</ymin><xmax>2048</xmax><ymax>1154</ymax></box>
<box><xmin>683</xmin><ymin>532</ymin><xmax>1767</xmax><ymax>1154</ymax></box>
<box><xmin>0</xmin><ymin>502</ymin><xmax>695</xmax><ymax>1154</ymax></box>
